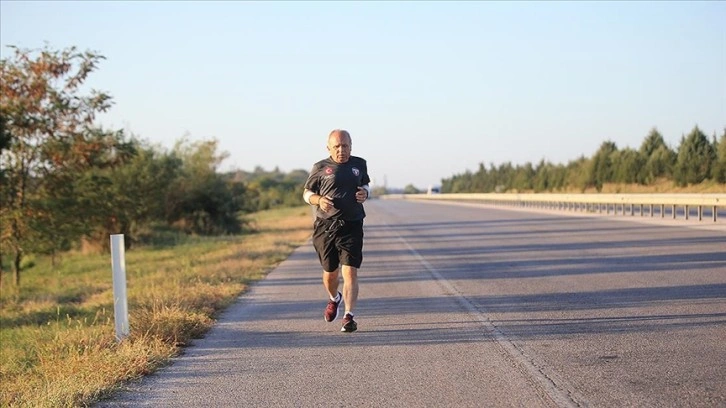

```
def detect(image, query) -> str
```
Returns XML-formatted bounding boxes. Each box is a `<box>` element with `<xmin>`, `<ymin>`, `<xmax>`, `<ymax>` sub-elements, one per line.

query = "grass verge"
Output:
<box><xmin>0</xmin><ymin>206</ymin><xmax>312</xmax><ymax>407</ymax></box>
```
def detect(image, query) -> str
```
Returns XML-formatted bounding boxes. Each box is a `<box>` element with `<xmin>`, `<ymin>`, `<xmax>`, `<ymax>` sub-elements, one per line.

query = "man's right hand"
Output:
<box><xmin>318</xmin><ymin>195</ymin><xmax>334</xmax><ymax>213</ymax></box>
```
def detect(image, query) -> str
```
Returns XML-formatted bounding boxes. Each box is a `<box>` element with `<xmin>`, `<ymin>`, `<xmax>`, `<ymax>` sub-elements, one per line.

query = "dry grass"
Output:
<box><xmin>0</xmin><ymin>206</ymin><xmax>312</xmax><ymax>407</ymax></box>
<box><xmin>509</xmin><ymin>180</ymin><xmax>725</xmax><ymax>195</ymax></box>
<box><xmin>581</xmin><ymin>179</ymin><xmax>726</xmax><ymax>194</ymax></box>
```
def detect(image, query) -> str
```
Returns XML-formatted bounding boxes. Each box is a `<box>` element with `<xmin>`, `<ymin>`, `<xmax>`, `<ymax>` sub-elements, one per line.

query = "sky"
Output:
<box><xmin>1</xmin><ymin>1</ymin><xmax>724</xmax><ymax>189</ymax></box>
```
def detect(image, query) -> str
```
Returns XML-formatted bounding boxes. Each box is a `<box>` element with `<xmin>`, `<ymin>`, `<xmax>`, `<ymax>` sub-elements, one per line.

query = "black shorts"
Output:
<box><xmin>312</xmin><ymin>218</ymin><xmax>364</xmax><ymax>272</ymax></box>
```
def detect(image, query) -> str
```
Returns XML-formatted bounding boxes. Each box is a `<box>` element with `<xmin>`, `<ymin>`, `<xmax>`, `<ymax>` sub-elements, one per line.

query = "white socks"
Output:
<box><xmin>330</xmin><ymin>293</ymin><xmax>353</xmax><ymax>317</ymax></box>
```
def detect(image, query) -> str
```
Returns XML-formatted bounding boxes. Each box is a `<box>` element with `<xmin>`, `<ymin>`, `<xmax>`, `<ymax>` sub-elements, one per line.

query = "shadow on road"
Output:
<box><xmin>212</xmin><ymin>281</ymin><xmax>726</xmax><ymax>347</ymax></box>
<box><xmin>232</xmin><ymin>213</ymin><xmax>726</xmax><ymax>346</ymax></box>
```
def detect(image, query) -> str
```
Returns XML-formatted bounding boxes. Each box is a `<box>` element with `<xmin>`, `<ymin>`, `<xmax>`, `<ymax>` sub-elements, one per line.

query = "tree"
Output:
<box><xmin>674</xmin><ymin>126</ymin><xmax>715</xmax><ymax>186</ymax></box>
<box><xmin>639</xmin><ymin>128</ymin><xmax>675</xmax><ymax>184</ymax></box>
<box><xmin>640</xmin><ymin>128</ymin><xmax>666</xmax><ymax>158</ymax></box>
<box><xmin>711</xmin><ymin>129</ymin><xmax>726</xmax><ymax>183</ymax></box>
<box><xmin>493</xmin><ymin>162</ymin><xmax>515</xmax><ymax>192</ymax></box>
<box><xmin>512</xmin><ymin>162</ymin><xmax>535</xmax><ymax>192</ymax></box>
<box><xmin>403</xmin><ymin>184</ymin><xmax>421</xmax><ymax>194</ymax></box>
<box><xmin>589</xmin><ymin>141</ymin><xmax>618</xmax><ymax>191</ymax></box>
<box><xmin>470</xmin><ymin>163</ymin><xmax>490</xmax><ymax>192</ymax></box>
<box><xmin>0</xmin><ymin>45</ymin><xmax>115</xmax><ymax>285</ymax></box>
<box><xmin>165</xmin><ymin>138</ymin><xmax>244</xmax><ymax>235</ymax></box>
<box><xmin>611</xmin><ymin>148</ymin><xmax>645</xmax><ymax>184</ymax></box>
<box><xmin>567</xmin><ymin>156</ymin><xmax>591</xmax><ymax>192</ymax></box>
<box><xmin>0</xmin><ymin>113</ymin><xmax>9</xmax><ymax>286</ymax></box>
<box><xmin>532</xmin><ymin>159</ymin><xmax>551</xmax><ymax>192</ymax></box>
<box><xmin>75</xmin><ymin>139</ymin><xmax>183</xmax><ymax>251</ymax></box>
<box><xmin>549</xmin><ymin>165</ymin><xmax>568</xmax><ymax>191</ymax></box>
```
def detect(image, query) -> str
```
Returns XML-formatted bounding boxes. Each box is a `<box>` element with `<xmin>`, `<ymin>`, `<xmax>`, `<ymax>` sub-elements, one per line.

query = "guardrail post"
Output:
<box><xmin>110</xmin><ymin>234</ymin><xmax>130</xmax><ymax>342</ymax></box>
<box><xmin>672</xmin><ymin>205</ymin><xmax>676</xmax><ymax>219</ymax></box>
<box><xmin>714</xmin><ymin>206</ymin><xmax>718</xmax><ymax>222</ymax></box>
<box><xmin>698</xmin><ymin>206</ymin><xmax>703</xmax><ymax>221</ymax></box>
<box><xmin>685</xmin><ymin>205</ymin><xmax>689</xmax><ymax>220</ymax></box>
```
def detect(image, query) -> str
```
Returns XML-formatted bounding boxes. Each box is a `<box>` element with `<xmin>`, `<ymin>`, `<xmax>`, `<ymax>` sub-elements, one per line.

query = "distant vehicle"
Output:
<box><xmin>427</xmin><ymin>185</ymin><xmax>441</xmax><ymax>194</ymax></box>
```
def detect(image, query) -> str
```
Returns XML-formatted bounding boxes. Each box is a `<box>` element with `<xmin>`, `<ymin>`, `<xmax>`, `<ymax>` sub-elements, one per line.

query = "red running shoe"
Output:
<box><xmin>324</xmin><ymin>292</ymin><xmax>342</xmax><ymax>322</ymax></box>
<box><xmin>341</xmin><ymin>313</ymin><xmax>357</xmax><ymax>333</ymax></box>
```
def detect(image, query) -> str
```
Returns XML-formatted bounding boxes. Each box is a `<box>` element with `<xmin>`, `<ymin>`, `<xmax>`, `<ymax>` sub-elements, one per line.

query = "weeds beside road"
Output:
<box><xmin>0</xmin><ymin>206</ymin><xmax>312</xmax><ymax>407</ymax></box>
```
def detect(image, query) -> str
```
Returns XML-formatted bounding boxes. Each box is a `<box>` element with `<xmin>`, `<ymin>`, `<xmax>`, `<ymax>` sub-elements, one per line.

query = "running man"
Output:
<box><xmin>303</xmin><ymin>129</ymin><xmax>370</xmax><ymax>332</ymax></box>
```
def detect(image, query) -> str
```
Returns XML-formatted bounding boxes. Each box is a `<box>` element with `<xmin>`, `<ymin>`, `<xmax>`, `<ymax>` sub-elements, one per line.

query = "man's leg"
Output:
<box><xmin>340</xmin><ymin>265</ymin><xmax>359</xmax><ymax>332</ymax></box>
<box><xmin>323</xmin><ymin>268</ymin><xmax>340</xmax><ymax>299</ymax></box>
<box><xmin>341</xmin><ymin>265</ymin><xmax>358</xmax><ymax>314</ymax></box>
<box><xmin>323</xmin><ymin>268</ymin><xmax>342</xmax><ymax>322</ymax></box>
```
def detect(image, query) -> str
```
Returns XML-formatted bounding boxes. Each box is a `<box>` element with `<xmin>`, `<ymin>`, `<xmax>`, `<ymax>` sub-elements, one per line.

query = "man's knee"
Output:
<box><xmin>341</xmin><ymin>265</ymin><xmax>358</xmax><ymax>278</ymax></box>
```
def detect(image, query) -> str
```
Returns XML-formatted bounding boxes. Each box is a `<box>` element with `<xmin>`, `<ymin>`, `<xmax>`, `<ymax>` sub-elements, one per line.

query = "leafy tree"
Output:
<box><xmin>228</xmin><ymin>166</ymin><xmax>308</xmax><ymax>212</ymax></box>
<box><xmin>532</xmin><ymin>159</ymin><xmax>551</xmax><ymax>192</ymax></box>
<box><xmin>403</xmin><ymin>184</ymin><xmax>421</xmax><ymax>194</ymax></box>
<box><xmin>640</xmin><ymin>128</ymin><xmax>666</xmax><ymax>157</ymax></box>
<box><xmin>0</xmin><ymin>113</ymin><xmax>9</xmax><ymax>156</ymax></box>
<box><xmin>567</xmin><ymin>156</ymin><xmax>591</xmax><ymax>192</ymax></box>
<box><xmin>712</xmin><ymin>129</ymin><xmax>726</xmax><ymax>183</ymax></box>
<box><xmin>588</xmin><ymin>141</ymin><xmax>618</xmax><ymax>191</ymax></box>
<box><xmin>644</xmin><ymin>145</ymin><xmax>676</xmax><ymax>183</ymax></box>
<box><xmin>611</xmin><ymin>148</ymin><xmax>645</xmax><ymax>184</ymax></box>
<box><xmin>674</xmin><ymin>126</ymin><xmax>715</xmax><ymax>186</ymax></box>
<box><xmin>470</xmin><ymin>163</ymin><xmax>490</xmax><ymax>192</ymax></box>
<box><xmin>639</xmin><ymin>128</ymin><xmax>675</xmax><ymax>184</ymax></box>
<box><xmin>165</xmin><ymin>138</ymin><xmax>245</xmax><ymax>235</ymax></box>
<box><xmin>0</xmin><ymin>113</ymin><xmax>10</xmax><ymax>283</ymax></box>
<box><xmin>512</xmin><ymin>162</ymin><xmax>535</xmax><ymax>192</ymax></box>
<box><xmin>0</xmin><ymin>45</ymin><xmax>116</xmax><ymax>285</ymax></box>
<box><xmin>75</xmin><ymin>139</ymin><xmax>182</xmax><ymax>251</ymax></box>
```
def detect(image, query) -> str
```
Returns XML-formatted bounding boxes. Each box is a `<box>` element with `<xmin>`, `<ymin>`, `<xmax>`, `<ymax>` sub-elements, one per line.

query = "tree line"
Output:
<box><xmin>442</xmin><ymin>127</ymin><xmax>726</xmax><ymax>194</ymax></box>
<box><xmin>0</xmin><ymin>45</ymin><xmax>306</xmax><ymax>288</ymax></box>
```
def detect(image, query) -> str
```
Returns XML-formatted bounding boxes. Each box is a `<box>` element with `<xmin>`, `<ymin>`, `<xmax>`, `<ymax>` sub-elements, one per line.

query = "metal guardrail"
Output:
<box><xmin>385</xmin><ymin>193</ymin><xmax>726</xmax><ymax>222</ymax></box>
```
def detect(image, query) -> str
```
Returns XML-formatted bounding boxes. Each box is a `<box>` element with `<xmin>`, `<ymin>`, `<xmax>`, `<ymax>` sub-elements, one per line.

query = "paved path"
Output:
<box><xmin>100</xmin><ymin>199</ymin><xmax>726</xmax><ymax>407</ymax></box>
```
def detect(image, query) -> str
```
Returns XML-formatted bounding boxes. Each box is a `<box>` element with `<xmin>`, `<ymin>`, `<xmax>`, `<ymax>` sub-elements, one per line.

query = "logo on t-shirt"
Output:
<box><xmin>352</xmin><ymin>167</ymin><xmax>360</xmax><ymax>177</ymax></box>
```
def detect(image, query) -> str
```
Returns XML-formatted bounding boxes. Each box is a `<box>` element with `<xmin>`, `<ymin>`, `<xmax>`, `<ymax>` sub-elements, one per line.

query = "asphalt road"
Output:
<box><xmin>99</xmin><ymin>199</ymin><xmax>726</xmax><ymax>407</ymax></box>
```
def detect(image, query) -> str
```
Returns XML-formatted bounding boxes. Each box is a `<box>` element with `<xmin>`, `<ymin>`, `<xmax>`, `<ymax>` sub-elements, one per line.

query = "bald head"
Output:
<box><xmin>327</xmin><ymin>129</ymin><xmax>352</xmax><ymax>163</ymax></box>
<box><xmin>328</xmin><ymin>129</ymin><xmax>351</xmax><ymax>144</ymax></box>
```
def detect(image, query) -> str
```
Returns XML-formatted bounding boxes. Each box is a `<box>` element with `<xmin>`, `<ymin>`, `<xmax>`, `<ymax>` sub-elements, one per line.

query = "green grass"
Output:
<box><xmin>0</xmin><ymin>206</ymin><xmax>312</xmax><ymax>407</ymax></box>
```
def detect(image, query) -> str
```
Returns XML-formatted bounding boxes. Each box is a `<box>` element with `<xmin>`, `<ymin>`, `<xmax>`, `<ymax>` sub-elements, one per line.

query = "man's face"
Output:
<box><xmin>327</xmin><ymin>132</ymin><xmax>351</xmax><ymax>164</ymax></box>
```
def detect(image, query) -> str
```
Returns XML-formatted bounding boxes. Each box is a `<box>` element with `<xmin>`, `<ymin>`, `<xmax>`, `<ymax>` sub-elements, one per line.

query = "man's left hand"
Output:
<box><xmin>356</xmin><ymin>187</ymin><xmax>368</xmax><ymax>203</ymax></box>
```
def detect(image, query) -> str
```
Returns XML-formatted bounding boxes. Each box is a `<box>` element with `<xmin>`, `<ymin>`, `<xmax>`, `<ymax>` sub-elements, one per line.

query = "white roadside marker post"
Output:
<box><xmin>110</xmin><ymin>234</ymin><xmax>130</xmax><ymax>341</ymax></box>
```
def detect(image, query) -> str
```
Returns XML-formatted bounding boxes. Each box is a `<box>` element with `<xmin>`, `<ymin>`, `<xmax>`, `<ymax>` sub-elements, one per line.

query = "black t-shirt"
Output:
<box><xmin>304</xmin><ymin>156</ymin><xmax>370</xmax><ymax>221</ymax></box>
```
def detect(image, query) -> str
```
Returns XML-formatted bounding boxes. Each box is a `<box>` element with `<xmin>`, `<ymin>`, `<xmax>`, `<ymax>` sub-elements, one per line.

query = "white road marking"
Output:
<box><xmin>385</xmin><ymin>220</ymin><xmax>586</xmax><ymax>408</ymax></box>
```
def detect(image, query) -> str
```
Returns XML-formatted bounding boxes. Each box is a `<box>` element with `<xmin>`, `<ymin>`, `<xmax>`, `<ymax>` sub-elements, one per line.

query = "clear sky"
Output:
<box><xmin>2</xmin><ymin>1</ymin><xmax>724</xmax><ymax>189</ymax></box>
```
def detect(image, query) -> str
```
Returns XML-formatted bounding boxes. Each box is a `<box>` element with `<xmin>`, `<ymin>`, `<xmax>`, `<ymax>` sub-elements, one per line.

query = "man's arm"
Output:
<box><xmin>304</xmin><ymin>189</ymin><xmax>335</xmax><ymax>212</ymax></box>
<box><xmin>303</xmin><ymin>189</ymin><xmax>319</xmax><ymax>205</ymax></box>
